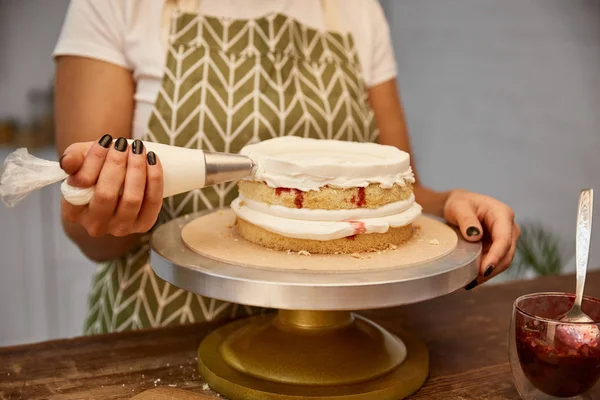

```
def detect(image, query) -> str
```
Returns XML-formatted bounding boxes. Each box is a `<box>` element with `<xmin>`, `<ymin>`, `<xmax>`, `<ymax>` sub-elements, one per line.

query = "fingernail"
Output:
<box><xmin>466</xmin><ymin>226</ymin><xmax>481</xmax><ymax>237</ymax></box>
<box><xmin>147</xmin><ymin>151</ymin><xmax>157</xmax><ymax>166</ymax></box>
<box><xmin>465</xmin><ymin>279</ymin><xmax>478</xmax><ymax>291</ymax></box>
<box><xmin>484</xmin><ymin>265</ymin><xmax>495</xmax><ymax>277</ymax></box>
<box><xmin>132</xmin><ymin>139</ymin><xmax>144</xmax><ymax>155</ymax></box>
<box><xmin>114</xmin><ymin>137</ymin><xmax>128</xmax><ymax>152</ymax></box>
<box><xmin>59</xmin><ymin>154</ymin><xmax>66</xmax><ymax>169</ymax></box>
<box><xmin>98</xmin><ymin>134</ymin><xmax>113</xmax><ymax>148</ymax></box>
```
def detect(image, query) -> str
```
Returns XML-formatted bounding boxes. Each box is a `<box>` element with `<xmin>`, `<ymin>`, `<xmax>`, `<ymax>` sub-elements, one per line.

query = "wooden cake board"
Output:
<box><xmin>181</xmin><ymin>210</ymin><xmax>458</xmax><ymax>273</ymax></box>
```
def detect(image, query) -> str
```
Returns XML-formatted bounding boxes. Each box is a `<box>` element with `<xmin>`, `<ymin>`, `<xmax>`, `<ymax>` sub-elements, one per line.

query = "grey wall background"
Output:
<box><xmin>0</xmin><ymin>0</ymin><xmax>599</xmax><ymax>345</ymax></box>
<box><xmin>381</xmin><ymin>0</ymin><xmax>600</xmax><ymax>274</ymax></box>
<box><xmin>0</xmin><ymin>0</ymin><xmax>69</xmax><ymax>121</ymax></box>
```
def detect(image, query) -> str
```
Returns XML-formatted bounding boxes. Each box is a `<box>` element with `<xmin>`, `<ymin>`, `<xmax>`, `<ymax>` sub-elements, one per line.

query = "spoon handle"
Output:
<box><xmin>575</xmin><ymin>189</ymin><xmax>593</xmax><ymax>308</ymax></box>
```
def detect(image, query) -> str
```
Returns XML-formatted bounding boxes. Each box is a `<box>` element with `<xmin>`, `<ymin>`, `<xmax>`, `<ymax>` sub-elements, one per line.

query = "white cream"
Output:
<box><xmin>238</xmin><ymin>193</ymin><xmax>416</xmax><ymax>221</ymax></box>
<box><xmin>231</xmin><ymin>197</ymin><xmax>422</xmax><ymax>241</ymax></box>
<box><xmin>240</xmin><ymin>137</ymin><xmax>415</xmax><ymax>191</ymax></box>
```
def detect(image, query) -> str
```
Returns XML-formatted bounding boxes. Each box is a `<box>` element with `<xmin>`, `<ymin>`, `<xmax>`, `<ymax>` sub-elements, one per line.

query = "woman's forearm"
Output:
<box><xmin>55</xmin><ymin>57</ymin><xmax>139</xmax><ymax>263</ymax></box>
<box><xmin>62</xmin><ymin>218</ymin><xmax>143</xmax><ymax>262</ymax></box>
<box><xmin>413</xmin><ymin>184</ymin><xmax>450</xmax><ymax>218</ymax></box>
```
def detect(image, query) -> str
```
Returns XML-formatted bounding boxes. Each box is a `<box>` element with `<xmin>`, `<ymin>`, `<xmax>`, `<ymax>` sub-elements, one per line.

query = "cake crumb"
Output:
<box><xmin>239</xmin><ymin>200</ymin><xmax>246</xmax><ymax>207</ymax></box>
<box><xmin>287</xmin><ymin>249</ymin><xmax>294</xmax><ymax>255</ymax></box>
<box><xmin>350</xmin><ymin>253</ymin><xmax>361</xmax><ymax>259</ymax></box>
<box><xmin>377</xmin><ymin>251</ymin><xmax>382</xmax><ymax>255</ymax></box>
<box><xmin>202</xmin><ymin>383</ymin><xmax>210</xmax><ymax>391</ymax></box>
<box><xmin>387</xmin><ymin>244</ymin><xmax>398</xmax><ymax>250</ymax></box>
<box><xmin>429</xmin><ymin>239</ymin><xmax>440</xmax><ymax>245</ymax></box>
<box><xmin>233</xmin><ymin>238</ymin><xmax>239</xmax><ymax>242</ymax></box>
<box><xmin>217</xmin><ymin>210</ymin><xmax>225</xmax><ymax>215</ymax></box>
<box><xmin>226</xmin><ymin>224</ymin><xmax>233</xmax><ymax>229</ymax></box>
<box><xmin>298</xmin><ymin>250</ymin><xmax>311</xmax><ymax>256</ymax></box>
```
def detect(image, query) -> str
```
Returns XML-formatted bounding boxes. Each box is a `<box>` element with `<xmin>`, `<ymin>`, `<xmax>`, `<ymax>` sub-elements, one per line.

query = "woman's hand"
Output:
<box><xmin>443</xmin><ymin>189</ymin><xmax>520</xmax><ymax>289</ymax></box>
<box><xmin>59</xmin><ymin>134</ymin><xmax>164</xmax><ymax>238</ymax></box>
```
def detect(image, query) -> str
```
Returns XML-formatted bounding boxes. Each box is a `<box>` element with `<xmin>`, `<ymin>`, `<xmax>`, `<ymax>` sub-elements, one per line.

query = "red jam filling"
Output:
<box><xmin>348</xmin><ymin>221</ymin><xmax>367</xmax><ymax>235</ymax></box>
<box><xmin>275</xmin><ymin>187</ymin><xmax>304</xmax><ymax>209</ymax></box>
<box><xmin>516</xmin><ymin>320</ymin><xmax>600</xmax><ymax>397</ymax></box>
<box><xmin>350</xmin><ymin>187</ymin><xmax>367</xmax><ymax>208</ymax></box>
<box><xmin>357</xmin><ymin>187</ymin><xmax>366</xmax><ymax>208</ymax></box>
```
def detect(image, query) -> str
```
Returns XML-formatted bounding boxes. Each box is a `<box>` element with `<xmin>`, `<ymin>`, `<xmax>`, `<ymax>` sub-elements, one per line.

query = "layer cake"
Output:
<box><xmin>231</xmin><ymin>137</ymin><xmax>422</xmax><ymax>254</ymax></box>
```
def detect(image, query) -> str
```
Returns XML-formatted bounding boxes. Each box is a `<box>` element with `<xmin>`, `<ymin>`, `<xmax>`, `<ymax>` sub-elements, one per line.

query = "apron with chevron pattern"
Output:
<box><xmin>83</xmin><ymin>0</ymin><xmax>378</xmax><ymax>334</ymax></box>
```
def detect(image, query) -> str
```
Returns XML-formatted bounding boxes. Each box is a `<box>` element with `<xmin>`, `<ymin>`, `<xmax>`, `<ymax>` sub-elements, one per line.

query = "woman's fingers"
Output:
<box><xmin>86</xmin><ymin>137</ymin><xmax>129</xmax><ymax>236</ymax></box>
<box><xmin>60</xmin><ymin>140</ymin><xmax>96</xmax><ymax>175</ymax></box>
<box><xmin>479</xmin><ymin>205</ymin><xmax>515</xmax><ymax>276</ymax></box>
<box><xmin>66</xmin><ymin>134</ymin><xmax>113</xmax><ymax>187</ymax></box>
<box><xmin>135</xmin><ymin>151</ymin><xmax>164</xmax><ymax>233</ymax></box>
<box><xmin>445</xmin><ymin>193</ymin><xmax>484</xmax><ymax>242</ymax></box>
<box><xmin>60</xmin><ymin>149</ymin><xmax>84</xmax><ymax>176</ymax></box>
<box><xmin>491</xmin><ymin>222</ymin><xmax>521</xmax><ymax>277</ymax></box>
<box><xmin>60</xmin><ymin>197</ymin><xmax>86</xmax><ymax>224</ymax></box>
<box><xmin>60</xmin><ymin>137</ymin><xmax>164</xmax><ymax>238</ymax></box>
<box><xmin>112</xmin><ymin>140</ymin><xmax>147</xmax><ymax>236</ymax></box>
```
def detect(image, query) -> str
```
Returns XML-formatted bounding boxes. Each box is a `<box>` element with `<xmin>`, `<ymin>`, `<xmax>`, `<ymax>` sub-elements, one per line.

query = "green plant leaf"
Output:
<box><xmin>509</xmin><ymin>221</ymin><xmax>569</xmax><ymax>278</ymax></box>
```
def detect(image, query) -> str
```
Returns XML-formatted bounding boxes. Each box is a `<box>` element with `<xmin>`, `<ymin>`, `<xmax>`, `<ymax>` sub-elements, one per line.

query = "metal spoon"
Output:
<box><xmin>549</xmin><ymin>189</ymin><xmax>598</xmax><ymax>347</ymax></box>
<box><xmin>560</xmin><ymin>189</ymin><xmax>594</xmax><ymax>324</ymax></box>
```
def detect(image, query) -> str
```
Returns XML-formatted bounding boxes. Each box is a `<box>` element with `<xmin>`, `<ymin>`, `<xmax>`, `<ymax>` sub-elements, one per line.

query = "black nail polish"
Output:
<box><xmin>98</xmin><ymin>134</ymin><xmax>113</xmax><ymax>148</ymax></box>
<box><xmin>466</xmin><ymin>226</ymin><xmax>481</xmax><ymax>237</ymax></box>
<box><xmin>465</xmin><ymin>279</ymin><xmax>478</xmax><ymax>291</ymax></box>
<box><xmin>147</xmin><ymin>151</ymin><xmax>157</xmax><ymax>166</ymax></box>
<box><xmin>484</xmin><ymin>265</ymin><xmax>495</xmax><ymax>278</ymax></box>
<box><xmin>59</xmin><ymin>154</ymin><xmax>66</xmax><ymax>169</ymax></box>
<box><xmin>132</xmin><ymin>139</ymin><xmax>144</xmax><ymax>155</ymax></box>
<box><xmin>114</xmin><ymin>137</ymin><xmax>128</xmax><ymax>152</ymax></box>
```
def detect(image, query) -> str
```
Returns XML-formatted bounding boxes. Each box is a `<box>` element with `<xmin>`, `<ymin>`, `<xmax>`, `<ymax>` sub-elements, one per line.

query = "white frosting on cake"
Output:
<box><xmin>231</xmin><ymin>197</ymin><xmax>422</xmax><ymax>241</ymax></box>
<box><xmin>241</xmin><ymin>137</ymin><xmax>415</xmax><ymax>191</ymax></box>
<box><xmin>237</xmin><ymin>193</ymin><xmax>416</xmax><ymax>221</ymax></box>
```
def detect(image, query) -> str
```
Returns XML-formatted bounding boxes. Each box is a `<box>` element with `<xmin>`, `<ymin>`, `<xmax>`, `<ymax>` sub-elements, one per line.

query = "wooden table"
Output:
<box><xmin>1</xmin><ymin>271</ymin><xmax>597</xmax><ymax>400</ymax></box>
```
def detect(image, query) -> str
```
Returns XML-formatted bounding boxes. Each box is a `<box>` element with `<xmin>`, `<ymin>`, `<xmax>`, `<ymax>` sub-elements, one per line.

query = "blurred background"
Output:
<box><xmin>0</xmin><ymin>0</ymin><xmax>599</xmax><ymax>346</ymax></box>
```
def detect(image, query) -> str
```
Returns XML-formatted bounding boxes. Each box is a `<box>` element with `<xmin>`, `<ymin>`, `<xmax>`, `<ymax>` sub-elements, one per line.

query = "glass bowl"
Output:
<box><xmin>509</xmin><ymin>292</ymin><xmax>600</xmax><ymax>399</ymax></box>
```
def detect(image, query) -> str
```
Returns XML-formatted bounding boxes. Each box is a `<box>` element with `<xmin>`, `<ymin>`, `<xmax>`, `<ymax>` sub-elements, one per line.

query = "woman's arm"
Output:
<box><xmin>55</xmin><ymin>56</ymin><xmax>141</xmax><ymax>262</ymax></box>
<box><xmin>368</xmin><ymin>79</ymin><xmax>450</xmax><ymax>217</ymax></box>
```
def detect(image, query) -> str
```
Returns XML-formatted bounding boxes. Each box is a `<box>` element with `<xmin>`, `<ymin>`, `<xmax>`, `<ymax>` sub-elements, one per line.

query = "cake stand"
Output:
<box><xmin>149</xmin><ymin>210</ymin><xmax>481</xmax><ymax>400</ymax></box>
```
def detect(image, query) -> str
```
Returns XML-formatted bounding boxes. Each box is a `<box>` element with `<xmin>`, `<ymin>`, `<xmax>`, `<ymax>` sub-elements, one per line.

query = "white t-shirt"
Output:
<box><xmin>53</xmin><ymin>0</ymin><xmax>397</xmax><ymax>139</ymax></box>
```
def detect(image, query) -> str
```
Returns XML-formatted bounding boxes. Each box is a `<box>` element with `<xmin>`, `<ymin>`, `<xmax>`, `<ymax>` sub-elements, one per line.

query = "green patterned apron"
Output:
<box><xmin>84</xmin><ymin>0</ymin><xmax>378</xmax><ymax>334</ymax></box>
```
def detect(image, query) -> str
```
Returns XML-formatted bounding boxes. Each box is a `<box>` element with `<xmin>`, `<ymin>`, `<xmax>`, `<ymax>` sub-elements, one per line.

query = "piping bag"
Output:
<box><xmin>0</xmin><ymin>140</ymin><xmax>255</xmax><ymax>207</ymax></box>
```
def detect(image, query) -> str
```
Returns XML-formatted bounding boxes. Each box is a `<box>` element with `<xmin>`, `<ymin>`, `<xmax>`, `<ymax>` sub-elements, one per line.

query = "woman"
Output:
<box><xmin>54</xmin><ymin>0</ymin><xmax>519</xmax><ymax>334</ymax></box>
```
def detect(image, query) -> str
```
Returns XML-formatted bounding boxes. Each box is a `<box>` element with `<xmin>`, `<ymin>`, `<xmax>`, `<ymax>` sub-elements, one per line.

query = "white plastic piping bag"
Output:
<box><xmin>0</xmin><ymin>148</ymin><xmax>94</xmax><ymax>207</ymax></box>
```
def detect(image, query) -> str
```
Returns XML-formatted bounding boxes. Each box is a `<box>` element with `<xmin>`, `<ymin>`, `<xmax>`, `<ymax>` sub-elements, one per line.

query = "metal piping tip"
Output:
<box><xmin>204</xmin><ymin>151</ymin><xmax>255</xmax><ymax>187</ymax></box>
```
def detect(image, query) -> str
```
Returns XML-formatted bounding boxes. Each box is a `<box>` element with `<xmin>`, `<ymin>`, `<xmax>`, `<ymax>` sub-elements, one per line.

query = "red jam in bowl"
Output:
<box><xmin>515</xmin><ymin>295</ymin><xmax>600</xmax><ymax>397</ymax></box>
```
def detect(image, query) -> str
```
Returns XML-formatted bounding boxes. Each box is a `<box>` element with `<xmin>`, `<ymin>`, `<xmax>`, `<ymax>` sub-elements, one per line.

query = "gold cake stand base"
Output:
<box><xmin>198</xmin><ymin>310</ymin><xmax>429</xmax><ymax>400</ymax></box>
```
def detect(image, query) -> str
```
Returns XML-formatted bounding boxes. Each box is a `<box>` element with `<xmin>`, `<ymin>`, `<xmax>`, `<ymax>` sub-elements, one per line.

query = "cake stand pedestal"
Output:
<box><xmin>149</xmin><ymin>211</ymin><xmax>481</xmax><ymax>400</ymax></box>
